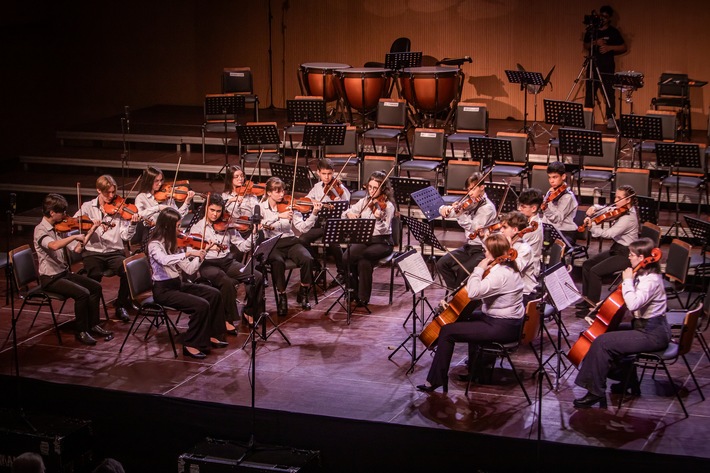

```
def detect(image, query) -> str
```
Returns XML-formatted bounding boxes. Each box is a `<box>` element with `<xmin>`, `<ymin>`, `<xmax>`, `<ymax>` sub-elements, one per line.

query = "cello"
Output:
<box><xmin>566</xmin><ymin>247</ymin><xmax>662</xmax><ymax>367</ymax></box>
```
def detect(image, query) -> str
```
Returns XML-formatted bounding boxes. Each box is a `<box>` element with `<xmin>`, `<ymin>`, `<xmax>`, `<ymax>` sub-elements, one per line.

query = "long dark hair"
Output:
<box><xmin>138</xmin><ymin>166</ymin><xmax>163</xmax><ymax>194</ymax></box>
<box><xmin>367</xmin><ymin>170</ymin><xmax>394</xmax><ymax>204</ymax></box>
<box><xmin>149</xmin><ymin>208</ymin><xmax>181</xmax><ymax>254</ymax></box>
<box><xmin>224</xmin><ymin>165</ymin><xmax>244</xmax><ymax>193</ymax></box>
<box><xmin>629</xmin><ymin>237</ymin><xmax>660</xmax><ymax>275</ymax></box>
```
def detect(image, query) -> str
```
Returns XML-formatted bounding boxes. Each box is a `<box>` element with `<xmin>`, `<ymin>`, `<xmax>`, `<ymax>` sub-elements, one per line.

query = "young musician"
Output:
<box><xmin>436</xmin><ymin>172</ymin><xmax>497</xmax><ymax>291</ymax></box>
<box><xmin>541</xmin><ymin>161</ymin><xmax>578</xmax><ymax>243</ymax></box>
<box><xmin>341</xmin><ymin>170</ymin><xmax>395</xmax><ymax>307</ymax></box>
<box><xmin>499</xmin><ymin>211</ymin><xmax>539</xmax><ymax>304</ymax></box>
<box><xmin>147</xmin><ymin>208</ymin><xmax>229</xmax><ymax>359</ymax></box>
<box><xmin>74</xmin><ymin>175</ymin><xmax>139</xmax><ymax>323</ymax></box>
<box><xmin>573</xmin><ymin>238</ymin><xmax>670</xmax><ymax>408</ymax></box>
<box><xmin>222</xmin><ymin>164</ymin><xmax>259</xmax><ymax>222</ymax></box>
<box><xmin>575</xmin><ymin>185</ymin><xmax>639</xmax><ymax>318</ymax></box>
<box><xmin>516</xmin><ymin>187</ymin><xmax>544</xmax><ymax>261</ymax></box>
<box><xmin>300</xmin><ymin>159</ymin><xmax>351</xmax><ymax>283</ymax></box>
<box><xmin>135</xmin><ymin>166</ymin><xmax>195</xmax><ymax>224</ymax></box>
<box><xmin>34</xmin><ymin>193</ymin><xmax>111</xmax><ymax>345</ymax></box>
<box><xmin>260</xmin><ymin>177</ymin><xmax>322</xmax><ymax>316</ymax></box>
<box><xmin>417</xmin><ymin>233</ymin><xmax>524</xmax><ymax>393</ymax></box>
<box><xmin>190</xmin><ymin>193</ymin><xmax>265</xmax><ymax>329</ymax></box>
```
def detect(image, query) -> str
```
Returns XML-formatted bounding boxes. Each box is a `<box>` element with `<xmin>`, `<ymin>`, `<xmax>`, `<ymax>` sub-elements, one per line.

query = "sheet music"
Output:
<box><xmin>543</xmin><ymin>264</ymin><xmax>581</xmax><ymax>311</ymax></box>
<box><xmin>397</xmin><ymin>251</ymin><xmax>434</xmax><ymax>294</ymax></box>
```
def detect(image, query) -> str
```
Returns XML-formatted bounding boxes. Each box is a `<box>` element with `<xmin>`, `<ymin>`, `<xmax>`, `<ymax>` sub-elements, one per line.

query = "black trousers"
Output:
<box><xmin>40</xmin><ymin>272</ymin><xmax>102</xmax><ymax>333</ymax></box>
<box><xmin>267</xmin><ymin>236</ymin><xmax>313</xmax><ymax>293</ymax></box>
<box><xmin>200</xmin><ymin>255</ymin><xmax>264</xmax><ymax>321</ymax></box>
<box><xmin>582</xmin><ymin>242</ymin><xmax>630</xmax><ymax>303</ymax></box>
<box><xmin>436</xmin><ymin>244</ymin><xmax>485</xmax><ymax>291</ymax></box>
<box><xmin>342</xmin><ymin>235</ymin><xmax>393</xmax><ymax>304</ymax></box>
<box><xmin>81</xmin><ymin>250</ymin><xmax>130</xmax><ymax>308</ymax></box>
<box><xmin>152</xmin><ymin>278</ymin><xmax>225</xmax><ymax>349</ymax></box>
<box><xmin>299</xmin><ymin>226</ymin><xmax>344</xmax><ymax>271</ymax></box>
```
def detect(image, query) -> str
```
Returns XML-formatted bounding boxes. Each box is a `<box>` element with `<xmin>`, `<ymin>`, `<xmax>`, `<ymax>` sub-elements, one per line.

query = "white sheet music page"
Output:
<box><xmin>544</xmin><ymin>265</ymin><xmax>581</xmax><ymax>311</ymax></box>
<box><xmin>397</xmin><ymin>251</ymin><xmax>434</xmax><ymax>294</ymax></box>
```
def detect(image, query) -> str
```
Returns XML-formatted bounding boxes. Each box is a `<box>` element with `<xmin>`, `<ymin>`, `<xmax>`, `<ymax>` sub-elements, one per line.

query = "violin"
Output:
<box><xmin>577</xmin><ymin>206</ymin><xmax>629</xmax><ymax>232</ymax></box>
<box><xmin>471</xmin><ymin>221</ymin><xmax>502</xmax><ymax>239</ymax></box>
<box><xmin>368</xmin><ymin>194</ymin><xmax>388</xmax><ymax>214</ymax></box>
<box><xmin>233</xmin><ymin>181</ymin><xmax>265</xmax><ymax>197</ymax></box>
<box><xmin>275</xmin><ymin>195</ymin><xmax>334</xmax><ymax>213</ymax></box>
<box><xmin>482</xmin><ymin>248</ymin><xmax>518</xmax><ymax>279</ymax></box>
<box><xmin>540</xmin><ymin>183</ymin><xmax>567</xmax><ymax>211</ymax></box>
<box><xmin>212</xmin><ymin>210</ymin><xmax>251</xmax><ymax>233</ymax></box>
<box><xmin>452</xmin><ymin>194</ymin><xmax>483</xmax><ymax>215</ymax></box>
<box><xmin>154</xmin><ymin>180</ymin><xmax>202</xmax><ymax>203</ymax></box>
<box><xmin>567</xmin><ymin>247</ymin><xmax>662</xmax><ymax>367</ymax></box>
<box><xmin>176</xmin><ymin>233</ymin><xmax>226</xmax><ymax>252</ymax></box>
<box><xmin>54</xmin><ymin>216</ymin><xmax>105</xmax><ymax>233</ymax></box>
<box><xmin>323</xmin><ymin>179</ymin><xmax>345</xmax><ymax>201</ymax></box>
<box><xmin>511</xmin><ymin>220</ymin><xmax>539</xmax><ymax>244</ymax></box>
<box><xmin>102</xmin><ymin>195</ymin><xmax>153</xmax><ymax>225</ymax></box>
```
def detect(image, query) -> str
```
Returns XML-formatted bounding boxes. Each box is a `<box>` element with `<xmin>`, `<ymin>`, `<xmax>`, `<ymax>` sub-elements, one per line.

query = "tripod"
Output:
<box><xmin>567</xmin><ymin>49</ymin><xmax>617</xmax><ymax>133</ymax></box>
<box><xmin>656</xmin><ymin>142</ymin><xmax>701</xmax><ymax>239</ymax></box>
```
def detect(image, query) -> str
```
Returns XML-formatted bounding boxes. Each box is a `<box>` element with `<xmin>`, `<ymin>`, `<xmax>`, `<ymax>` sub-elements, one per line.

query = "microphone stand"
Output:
<box><xmin>121</xmin><ymin>106</ymin><xmax>130</xmax><ymax>199</ymax></box>
<box><xmin>6</xmin><ymin>193</ymin><xmax>19</xmax><ymax>376</ymax></box>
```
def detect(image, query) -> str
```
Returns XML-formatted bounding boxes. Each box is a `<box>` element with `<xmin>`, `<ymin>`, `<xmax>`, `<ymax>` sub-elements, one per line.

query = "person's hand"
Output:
<box><xmin>622</xmin><ymin>267</ymin><xmax>633</xmax><ymax>280</ymax></box>
<box><xmin>312</xmin><ymin>201</ymin><xmax>322</xmax><ymax>215</ymax></box>
<box><xmin>345</xmin><ymin>212</ymin><xmax>358</xmax><ymax>219</ymax></box>
<box><xmin>477</xmin><ymin>257</ymin><xmax>492</xmax><ymax>270</ymax></box>
<box><xmin>584</xmin><ymin>217</ymin><xmax>592</xmax><ymax>227</ymax></box>
<box><xmin>185</xmin><ymin>190</ymin><xmax>196</xmax><ymax>204</ymax></box>
<box><xmin>278</xmin><ymin>210</ymin><xmax>293</xmax><ymax>220</ymax></box>
<box><xmin>74</xmin><ymin>234</ymin><xmax>86</xmax><ymax>244</ymax></box>
<box><xmin>586</xmin><ymin>207</ymin><xmax>596</xmax><ymax>216</ymax></box>
<box><xmin>130</xmin><ymin>214</ymin><xmax>141</xmax><ymax>224</ymax></box>
<box><xmin>439</xmin><ymin>205</ymin><xmax>452</xmax><ymax>218</ymax></box>
<box><xmin>374</xmin><ymin>208</ymin><xmax>383</xmax><ymax>219</ymax></box>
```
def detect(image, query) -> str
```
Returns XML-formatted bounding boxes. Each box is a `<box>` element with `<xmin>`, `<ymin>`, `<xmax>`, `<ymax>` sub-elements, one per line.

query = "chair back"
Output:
<box><xmin>391</xmin><ymin>215</ymin><xmax>402</xmax><ymax>248</ymax></box>
<box><xmin>665</xmin><ymin>239</ymin><xmax>692</xmax><ymax>285</ymax></box>
<box><xmin>639</xmin><ymin>222</ymin><xmax>661</xmax><ymax>247</ymax></box>
<box><xmin>677</xmin><ymin>304</ymin><xmax>703</xmax><ymax>357</ymax></box>
<box><xmin>495</xmin><ymin>132</ymin><xmax>528</xmax><ymax>164</ymax></box>
<box><xmin>657</xmin><ymin>72</ymin><xmax>689</xmax><ymax>99</ymax></box>
<box><xmin>548</xmin><ymin>239</ymin><xmax>566</xmax><ymax>267</ymax></box>
<box><xmin>375</xmin><ymin>99</ymin><xmax>407</xmax><ymax>129</ymax></box>
<box><xmin>445</xmin><ymin>160</ymin><xmax>481</xmax><ymax>194</ymax></box>
<box><xmin>325</xmin><ymin>126</ymin><xmax>358</xmax><ymax>157</ymax></box>
<box><xmin>123</xmin><ymin>254</ymin><xmax>153</xmax><ymax>302</ymax></box>
<box><xmin>455</xmin><ymin>103</ymin><xmax>487</xmax><ymax>133</ymax></box>
<box><xmin>411</xmin><ymin>128</ymin><xmax>445</xmax><ymax>160</ymax></box>
<box><xmin>616</xmin><ymin>168</ymin><xmax>650</xmax><ymax>197</ymax></box>
<box><xmin>9</xmin><ymin>245</ymin><xmax>39</xmax><ymax>290</ymax></box>
<box><xmin>390</xmin><ymin>37</ymin><xmax>411</xmax><ymax>53</ymax></box>
<box><xmin>521</xmin><ymin>299</ymin><xmax>542</xmax><ymax>345</ymax></box>
<box><xmin>222</xmin><ymin>67</ymin><xmax>254</xmax><ymax>94</ymax></box>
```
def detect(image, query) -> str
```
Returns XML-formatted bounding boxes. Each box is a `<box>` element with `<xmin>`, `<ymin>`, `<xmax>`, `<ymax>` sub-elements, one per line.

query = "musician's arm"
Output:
<box><xmin>621</xmin><ymin>276</ymin><xmax>655</xmax><ymax>312</ymax></box>
<box><xmin>589</xmin><ymin>213</ymin><xmax>635</xmax><ymax>239</ymax></box>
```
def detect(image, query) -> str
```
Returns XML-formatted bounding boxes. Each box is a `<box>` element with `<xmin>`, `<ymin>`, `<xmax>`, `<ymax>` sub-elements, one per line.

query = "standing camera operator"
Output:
<box><xmin>583</xmin><ymin>5</ymin><xmax>627</xmax><ymax>129</ymax></box>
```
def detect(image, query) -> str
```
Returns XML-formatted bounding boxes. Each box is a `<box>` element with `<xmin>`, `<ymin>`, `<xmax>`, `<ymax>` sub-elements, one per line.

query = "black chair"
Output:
<box><xmin>324</xmin><ymin>125</ymin><xmax>361</xmax><ymax>189</ymax></box>
<box><xmin>119</xmin><ymin>254</ymin><xmax>180</xmax><ymax>358</ymax></box>
<box><xmin>362</xmin><ymin>99</ymin><xmax>410</xmax><ymax>159</ymax></box>
<box><xmin>221</xmin><ymin>67</ymin><xmax>259</xmax><ymax>121</ymax></box>
<box><xmin>664</xmin><ymin>239</ymin><xmax>692</xmax><ymax>309</ymax></box>
<box><xmin>446</xmin><ymin>102</ymin><xmax>488</xmax><ymax>158</ymax></box>
<box><xmin>364</xmin><ymin>37</ymin><xmax>411</xmax><ymax>68</ymax></box>
<box><xmin>651</xmin><ymin>72</ymin><xmax>691</xmax><ymax>139</ymax></box>
<box><xmin>667</xmin><ymin>302</ymin><xmax>710</xmax><ymax>364</ymax></box>
<box><xmin>399</xmin><ymin>128</ymin><xmax>445</xmax><ymax>185</ymax></box>
<box><xmin>2</xmin><ymin>245</ymin><xmax>65</xmax><ymax>348</ymax></box>
<box><xmin>639</xmin><ymin>222</ymin><xmax>662</xmax><ymax>248</ymax></box>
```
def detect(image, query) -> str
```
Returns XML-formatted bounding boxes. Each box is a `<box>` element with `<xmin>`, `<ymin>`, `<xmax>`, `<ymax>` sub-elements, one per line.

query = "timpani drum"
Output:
<box><xmin>336</xmin><ymin>67</ymin><xmax>392</xmax><ymax>114</ymax></box>
<box><xmin>299</xmin><ymin>62</ymin><xmax>351</xmax><ymax>102</ymax></box>
<box><xmin>399</xmin><ymin>66</ymin><xmax>462</xmax><ymax>114</ymax></box>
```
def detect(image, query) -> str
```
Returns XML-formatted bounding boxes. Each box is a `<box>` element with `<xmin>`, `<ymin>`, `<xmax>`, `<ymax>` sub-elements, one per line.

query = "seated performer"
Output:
<box><xmin>190</xmin><ymin>193</ymin><xmax>265</xmax><ymax>329</ymax></box>
<box><xmin>341</xmin><ymin>170</ymin><xmax>395</xmax><ymax>308</ymax></box>
<box><xmin>260</xmin><ymin>177</ymin><xmax>322</xmax><ymax>316</ymax></box>
<box><xmin>135</xmin><ymin>166</ymin><xmax>195</xmax><ymax>224</ymax></box>
<box><xmin>417</xmin><ymin>233</ymin><xmax>524</xmax><ymax>393</ymax></box>
<box><xmin>222</xmin><ymin>164</ymin><xmax>260</xmax><ymax>222</ymax></box>
<box><xmin>499</xmin><ymin>211</ymin><xmax>540</xmax><ymax>304</ymax></box>
<box><xmin>575</xmin><ymin>185</ymin><xmax>639</xmax><ymax>318</ymax></box>
<box><xmin>147</xmin><ymin>208</ymin><xmax>229</xmax><ymax>359</ymax></box>
<box><xmin>74</xmin><ymin>174</ymin><xmax>139</xmax><ymax>323</ymax></box>
<box><xmin>541</xmin><ymin>161</ymin><xmax>578</xmax><ymax>244</ymax></box>
<box><xmin>34</xmin><ymin>193</ymin><xmax>111</xmax><ymax>345</ymax></box>
<box><xmin>573</xmin><ymin>237</ymin><xmax>670</xmax><ymax>408</ymax></box>
<box><xmin>436</xmin><ymin>172</ymin><xmax>496</xmax><ymax>291</ymax></box>
<box><xmin>516</xmin><ymin>187</ymin><xmax>544</xmax><ymax>262</ymax></box>
<box><xmin>300</xmin><ymin>159</ymin><xmax>351</xmax><ymax>284</ymax></box>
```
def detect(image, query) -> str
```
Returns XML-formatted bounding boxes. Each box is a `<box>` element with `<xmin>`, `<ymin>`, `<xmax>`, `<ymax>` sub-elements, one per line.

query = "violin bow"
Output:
<box><xmin>289</xmin><ymin>149</ymin><xmax>299</xmax><ymax>210</ymax></box>
<box><xmin>240</xmin><ymin>147</ymin><xmax>265</xmax><ymax>199</ymax></box>
<box><xmin>451</xmin><ymin>166</ymin><xmax>493</xmax><ymax>210</ymax></box>
<box><xmin>360</xmin><ymin>164</ymin><xmax>396</xmax><ymax>217</ymax></box>
<box><xmin>76</xmin><ymin>182</ymin><xmax>84</xmax><ymax>238</ymax></box>
<box><xmin>200</xmin><ymin>192</ymin><xmax>210</xmax><ymax>251</ymax></box>
<box><xmin>588</xmin><ymin>193</ymin><xmax>633</xmax><ymax>218</ymax></box>
<box><xmin>319</xmin><ymin>155</ymin><xmax>352</xmax><ymax>203</ymax></box>
<box><xmin>168</xmin><ymin>154</ymin><xmax>183</xmax><ymax>204</ymax></box>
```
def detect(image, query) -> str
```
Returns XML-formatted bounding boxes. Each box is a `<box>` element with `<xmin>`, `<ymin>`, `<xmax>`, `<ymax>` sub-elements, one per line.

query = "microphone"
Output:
<box><xmin>124</xmin><ymin>105</ymin><xmax>130</xmax><ymax>133</ymax></box>
<box><xmin>251</xmin><ymin>204</ymin><xmax>262</xmax><ymax>224</ymax></box>
<box><xmin>9</xmin><ymin>192</ymin><xmax>16</xmax><ymax>214</ymax></box>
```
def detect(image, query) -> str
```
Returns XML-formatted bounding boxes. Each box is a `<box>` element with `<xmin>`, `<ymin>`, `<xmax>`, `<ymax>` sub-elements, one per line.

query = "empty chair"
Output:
<box><xmin>491</xmin><ymin>132</ymin><xmax>529</xmax><ymax>190</ymax></box>
<box><xmin>239</xmin><ymin>121</ymin><xmax>283</xmax><ymax>180</ymax></box>
<box><xmin>324</xmin><ymin>125</ymin><xmax>361</xmax><ymax>188</ymax></box>
<box><xmin>364</xmin><ymin>37</ymin><xmax>411</xmax><ymax>68</ymax></box>
<box><xmin>362</xmin><ymin>98</ymin><xmax>410</xmax><ymax>159</ymax></box>
<box><xmin>574</xmin><ymin>136</ymin><xmax>618</xmax><ymax>201</ymax></box>
<box><xmin>446</xmin><ymin>102</ymin><xmax>488</xmax><ymax>158</ymax></box>
<box><xmin>664</xmin><ymin>239</ymin><xmax>692</xmax><ymax>309</ymax></box>
<box><xmin>651</xmin><ymin>72</ymin><xmax>691</xmax><ymax>140</ymax></box>
<box><xmin>222</xmin><ymin>67</ymin><xmax>259</xmax><ymax>121</ymax></box>
<box><xmin>399</xmin><ymin>128</ymin><xmax>446</xmax><ymax>184</ymax></box>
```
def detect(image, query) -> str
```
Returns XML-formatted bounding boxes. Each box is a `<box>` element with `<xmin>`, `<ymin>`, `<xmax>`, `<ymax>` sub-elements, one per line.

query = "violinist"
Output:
<box><xmin>417</xmin><ymin>233</ymin><xmax>524</xmax><ymax>393</ymax></box>
<box><xmin>541</xmin><ymin>161</ymin><xmax>578</xmax><ymax>243</ymax></box>
<box><xmin>134</xmin><ymin>166</ymin><xmax>194</xmax><ymax>224</ymax></box>
<box><xmin>341</xmin><ymin>170</ymin><xmax>395</xmax><ymax>308</ymax></box>
<box><xmin>300</xmin><ymin>159</ymin><xmax>351</xmax><ymax>285</ymax></box>
<box><xmin>500</xmin><ymin>211</ymin><xmax>540</xmax><ymax>304</ymax></box>
<box><xmin>74</xmin><ymin>174</ymin><xmax>139</xmax><ymax>322</ymax></box>
<box><xmin>147</xmin><ymin>208</ymin><xmax>229</xmax><ymax>359</ymax></box>
<box><xmin>573</xmin><ymin>238</ymin><xmax>670</xmax><ymax>408</ymax></box>
<box><xmin>516</xmin><ymin>188</ymin><xmax>545</xmax><ymax>260</ymax></box>
<box><xmin>260</xmin><ymin>177</ymin><xmax>322</xmax><ymax>316</ymax></box>
<box><xmin>436</xmin><ymin>172</ymin><xmax>496</xmax><ymax>291</ymax></box>
<box><xmin>34</xmin><ymin>193</ymin><xmax>111</xmax><ymax>345</ymax></box>
<box><xmin>222</xmin><ymin>164</ymin><xmax>260</xmax><ymax>223</ymax></box>
<box><xmin>190</xmin><ymin>193</ymin><xmax>264</xmax><ymax>330</ymax></box>
<box><xmin>575</xmin><ymin>185</ymin><xmax>639</xmax><ymax>318</ymax></box>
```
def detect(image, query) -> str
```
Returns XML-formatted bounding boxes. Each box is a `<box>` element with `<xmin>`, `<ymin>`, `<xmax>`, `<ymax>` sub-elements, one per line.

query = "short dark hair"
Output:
<box><xmin>502</xmin><ymin>211</ymin><xmax>529</xmax><ymax>231</ymax></box>
<box><xmin>518</xmin><ymin>188</ymin><xmax>543</xmax><ymax>208</ymax></box>
<box><xmin>547</xmin><ymin>161</ymin><xmax>566</xmax><ymax>176</ymax></box>
<box><xmin>600</xmin><ymin>5</ymin><xmax>614</xmax><ymax>17</ymax></box>
<box><xmin>42</xmin><ymin>193</ymin><xmax>68</xmax><ymax>217</ymax></box>
<box><xmin>317</xmin><ymin>159</ymin><xmax>334</xmax><ymax>171</ymax></box>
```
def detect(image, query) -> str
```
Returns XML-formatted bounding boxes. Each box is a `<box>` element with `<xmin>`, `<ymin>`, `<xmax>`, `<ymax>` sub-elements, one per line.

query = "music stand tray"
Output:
<box><xmin>391</xmin><ymin>177</ymin><xmax>431</xmax><ymax>216</ymax></box>
<box><xmin>469</xmin><ymin>136</ymin><xmax>514</xmax><ymax>169</ymax></box>
<box><xmin>655</xmin><ymin>142</ymin><xmax>702</xmax><ymax>170</ymax></box>
<box><xmin>684</xmin><ymin>215</ymin><xmax>710</xmax><ymax>248</ymax></box>
<box><xmin>620</xmin><ymin>114</ymin><xmax>663</xmax><ymax>169</ymax></box>
<box><xmin>543</xmin><ymin>99</ymin><xmax>586</xmax><ymax>129</ymax></box>
<box><xmin>286</xmin><ymin>99</ymin><xmax>327</xmax><ymax>124</ymax></box>
<box><xmin>323</xmin><ymin>218</ymin><xmax>376</xmax><ymax>324</ymax></box>
<box><xmin>205</xmin><ymin>94</ymin><xmax>246</xmax><ymax>121</ymax></box>
<box><xmin>411</xmin><ymin>186</ymin><xmax>446</xmax><ymax>222</ymax></box>
<box><xmin>302</xmin><ymin>124</ymin><xmax>347</xmax><ymax>148</ymax></box>
<box><xmin>236</xmin><ymin>123</ymin><xmax>281</xmax><ymax>147</ymax></box>
<box><xmin>385</xmin><ymin>52</ymin><xmax>423</xmax><ymax>70</ymax></box>
<box><xmin>505</xmin><ymin>70</ymin><xmax>545</xmax><ymax>88</ymax></box>
<box><xmin>268</xmin><ymin>162</ymin><xmax>313</xmax><ymax>194</ymax></box>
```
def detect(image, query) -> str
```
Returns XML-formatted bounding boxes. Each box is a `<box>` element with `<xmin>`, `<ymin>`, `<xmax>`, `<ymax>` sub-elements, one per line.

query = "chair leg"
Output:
<box><xmin>681</xmin><ymin>354</ymin><xmax>705</xmax><ymax>401</ymax></box>
<box><xmin>504</xmin><ymin>352</ymin><xmax>532</xmax><ymax>405</ymax></box>
<box><xmin>119</xmin><ymin>309</ymin><xmax>142</xmax><ymax>353</ymax></box>
<box><xmin>660</xmin><ymin>360</ymin><xmax>689</xmax><ymax>418</ymax></box>
<box><xmin>162</xmin><ymin>309</ymin><xmax>179</xmax><ymax>358</ymax></box>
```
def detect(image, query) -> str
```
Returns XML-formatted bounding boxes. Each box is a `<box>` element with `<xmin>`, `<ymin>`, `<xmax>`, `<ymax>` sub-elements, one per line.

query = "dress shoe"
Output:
<box><xmin>114</xmin><ymin>307</ymin><xmax>131</xmax><ymax>323</ymax></box>
<box><xmin>242</xmin><ymin>313</ymin><xmax>255</xmax><ymax>327</ymax></box>
<box><xmin>225</xmin><ymin>322</ymin><xmax>238</xmax><ymax>335</ymax></box>
<box><xmin>75</xmin><ymin>331</ymin><xmax>97</xmax><ymax>346</ymax></box>
<box><xmin>210</xmin><ymin>339</ymin><xmax>229</xmax><ymax>349</ymax></box>
<box><xmin>456</xmin><ymin>373</ymin><xmax>472</xmax><ymax>382</ymax></box>
<box><xmin>90</xmin><ymin>325</ymin><xmax>113</xmax><ymax>337</ymax></box>
<box><xmin>182</xmin><ymin>346</ymin><xmax>207</xmax><ymax>359</ymax></box>
<box><xmin>297</xmin><ymin>286</ymin><xmax>311</xmax><ymax>310</ymax></box>
<box><xmin>575</xmin><ymin>309</ymin><xmax>590</xmax><ymax>319</ymax></box>
<box><xmin>416</xmin><ymin>381</ymin><xmax>448</xmax><ymax>393</ymax></box>
<box><xmin>573</xmin><ymin>392</ymin><xmax>607</xmax><ymax>408</ymax></box>
<box><xmin>277</xmin><ymin>293</ymin><xmax>288</xmax><ymax>317</ymax></box>
<box><xmin>610</xmin><ymin>382</ymin><xmax>641</xmax><ymax>396</ymax></box>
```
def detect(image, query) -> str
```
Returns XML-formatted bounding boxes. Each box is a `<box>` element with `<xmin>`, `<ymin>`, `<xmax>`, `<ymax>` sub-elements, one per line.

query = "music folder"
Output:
<box><xmin>542</xmin><ymin>262</ymin><xmax>581</xmax><ymax>311</ymax></box>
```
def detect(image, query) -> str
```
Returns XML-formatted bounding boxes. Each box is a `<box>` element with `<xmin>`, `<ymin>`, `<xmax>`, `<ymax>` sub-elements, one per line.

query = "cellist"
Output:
<box><xmin>575</xmin><ymin>185</ymin><xmax>639</xmax><ymax>318</ymax></box>
<box><xmin>573</xmin><ymin>237</ymin><xmax>670</xmax><ymax>408</ymax></box>
<box><xmin>417</xmin><ymin>233</ymin><xmax>524</xmax><ymax>393</ymax></box>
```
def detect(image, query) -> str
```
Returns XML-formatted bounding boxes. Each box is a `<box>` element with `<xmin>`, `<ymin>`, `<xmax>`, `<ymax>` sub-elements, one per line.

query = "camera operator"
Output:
<box><xmin>583</xmin><ymin>5</ymin><xmax>627</xmax><ymax>129</ymax></box>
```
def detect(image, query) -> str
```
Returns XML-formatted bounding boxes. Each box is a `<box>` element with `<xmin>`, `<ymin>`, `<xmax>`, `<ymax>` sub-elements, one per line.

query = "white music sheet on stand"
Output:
<box><xmin>544</xmin><ymin>264</ymin><xmax>582</xmax><ymax>311</ymax></box>
<box><xmin>397</xmin><ymin>250</ymin><xmax>434</xmax><ymax>294</ymax></box>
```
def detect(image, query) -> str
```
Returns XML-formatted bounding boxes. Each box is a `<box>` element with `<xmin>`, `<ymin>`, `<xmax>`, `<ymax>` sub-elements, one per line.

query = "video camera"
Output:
<box><xmin>583</xmin><ymin>11</ymin><xmax>603</xmax><ymax>29</ymax></box>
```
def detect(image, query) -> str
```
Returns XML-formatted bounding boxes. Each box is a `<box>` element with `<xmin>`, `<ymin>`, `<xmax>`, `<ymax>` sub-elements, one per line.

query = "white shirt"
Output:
<box><xmin>622</xmin><ymin>272</ymin><xmax>667</xmax><ymax>320</ymax></box>
<box><xmin>440</xmin><ymin>196</ymin><xmax>496</xmax><ymax>247</ymax></box>
<box><xmin>513</xmin><ymin>239</ymin><xmax>539</xmax><ymax>295</ymax></box>
<box><xmin>259</xmin><ymin>200</ymin><xmax>318</xmax><ymax>239</ymax></box>
<box><xmin>135</xmin><ymin>192</ymin><xmax>190</xmax><ymax>223</ymax></box>
<box><xmin>342</xmin><ymin>197</ymin><xmax>395</xmax><ymax>237</ymax></box>
<box><xmin>542</xmin><ymin>189</ymin><xmax>578</xmax><ymax>232</ymax></box>
<box><xmin>466</xmin><ymin>263</ymin><xmax>525</xmax><ymax>319</ymax></box>
<box><xmin>222</xmin><ymin>192</ymin><xmax>260</xmax><ymax>219</ymax></box>
<box><xmin>306</xmin><ymin>181</ymin><xmax>351</xmax><ymax>203</ymax></box>
<box><xmin>147</xmin><ymin>239</ymin><xmax>201</xmax><ymax>281</ymax></box>
<box><xmin>524</xmin><ymin>214</ymin><xmax>544</xmax><ymax>260</ymax></box>
<box><xmin>589</xmin><ymin>207</ymin><xmax>639</xmax><ymax>246</ymax></box>
<box><xmin>74</xmin><ymin>197</ymin><xmax>136</xmax><ymax>253</ymax></box>
<box><xmin>190</xmin><ymin>217</ymin><xmax>252</xmax><ymax>259</ymax></box>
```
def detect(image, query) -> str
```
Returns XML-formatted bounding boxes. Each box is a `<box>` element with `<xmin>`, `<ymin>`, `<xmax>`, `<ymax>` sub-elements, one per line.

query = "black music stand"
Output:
<box><xmin>323</xmin><ymin>218</ymin><xmax>376</xmax><ymax>325</ymax></box>
<box><xmin>391</xmin><ymin>177</ymin><xmax>431</xmax><ymax>251</ymax></box>
<box><xmin>655</xmin><ymin>142</ymin><xmax>702</xmax><ymax>239</ymax></box>
<box><xmin>558</xmin><ymin>127</ymin><xmax>603</xmax><ymax>196</ymax></box>
<box><xmin>469</xmin><ymin>136</ymin><xmax>514</xmax><ymax>174</ymax></box>
<box><xmin>388</xmin><ymin>249</ymin><xmax>436</xmax><ymax>374</ymax></box>
<box><xmin>411</xmin><ymin>186</ymin><xmax>445</xmax><ymax>222</ymax></box>
<box><xmin>505</xmin><ymin>70</ymin><xmax>545</xmax><ymax>145</ymax></box>
<box><xmin>401</xmin><ymin>215</ymin><xmax>446</xmax><ymax>287</ymax></box>
<box><xmin>683</xmin><ymin>215</ymin><xmax>710</xmax><ymax>309</ymax></box>
<box><xmin>235</xmin><ymin>123</ymin><xmax>280</xmax><ymax>180</ymax></box>
<box><xmin>302</xmin><ymin>123</ymin><xmax>346</xmax><ymax>164</ymax></box>
<box><xmin>286</xmin><ymin>98</ymin><xmax>327</xmax><ymax>124</ymax></box>
<box><xmin>619</xmin><ymin>114</ymin><xmax>662</xmax><ymax>169</ymax></box>
<box><xmin>268</xmin><ymin>162</ymin><xmax>313</xmax><ymax>194</ymax></box>
<box><xmin>206</xmin><ymin>94</ymin><xmax>246</xmax><ymax>178</ymax></box>
<box><xmin>384</xmin><ymin>51</ymin><xmax>423</xmax><ymax>96</ymax></box>
<box><xmin>485</xmin><ymin>182</ymin><xmax>519</xmax><ymax>214</ymax></box>
<box><xmin>543</xmin><ymin>99</ymin><xmax>586</xmax><ymax>129</ymax></box>
<box><xmin>310</xmin><ymin>200</ymin><xmax>349</xmax><ymax>290</ymax></box>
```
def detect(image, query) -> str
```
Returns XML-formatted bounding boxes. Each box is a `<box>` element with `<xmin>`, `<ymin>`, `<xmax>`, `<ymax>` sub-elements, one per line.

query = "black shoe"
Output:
<box><xmin>575</xmin><ymin>309</ymin><xmax>590</xmax><ymax>319</ymax></box>
<box><xmin>456</xmin><ymin>373</ymin><xmax>472</xmax><ymax>382</ymax></box>
<box><xmin>297</xmin><ymin>286</ymin><xmax>311</xmax><ymax>310</ymax></box>
<box><xmin>242</xmin><ymin>313</ymin><xmax>254</xmax><ymax>327</ymax></box>
<box><xmin>182</xmin><ymin>346</ymin><xmax>207</xmax><ymax>359</ymax></box>
<box><xmin>573</xmin><ymin>392</ymin><xmax>607</xmax><ymax>408</ymax></box>
<box><xmin>75</xmin><ymin>331</ymin><xmax>97</xmax><ymax>346</ymax></box>
<box><xmin>90</xmin><ymin>325</ymin><xmax>113</xmax><ymax>337</ymax></box>
<box><xmin>416</xmin><ymin>381</ymin><xmax>448</xmax><ymax>393</ymax></box>
<box><xmin>610</xmin><ymin>382</ymin><xmax>641</xmax><ymax>396</ymax></box>
<box><xmin>210</xmin><ymin>339</ymin><xmax>229</xmax><ymax>349</ymax></box>
<box><xmin>114</xmin><ymin>307</ymin><xmax>130</xmax><ymax>323</ymax></box>
<box><xmin>277</xmin><ymin>293</ymin><xmax>288</xmax><ymax>317</ymax></box>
